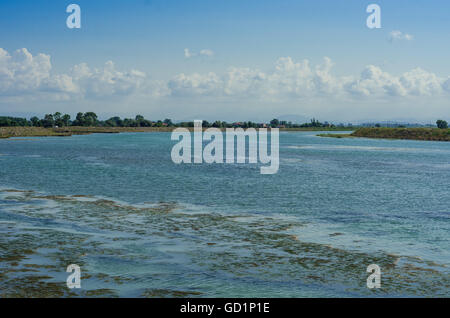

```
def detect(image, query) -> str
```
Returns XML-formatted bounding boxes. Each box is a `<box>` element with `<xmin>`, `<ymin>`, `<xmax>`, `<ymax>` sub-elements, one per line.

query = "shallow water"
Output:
<box><xmin>0</xmin><ymin>131</ymin><xmax>449</xmax><ymax>297</ymax></box>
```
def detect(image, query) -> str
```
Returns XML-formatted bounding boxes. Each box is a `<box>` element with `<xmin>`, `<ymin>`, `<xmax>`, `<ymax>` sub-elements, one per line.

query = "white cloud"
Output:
<box><xmin>223</xmin><ymin>67</ymin><xmax>266</xmax><ymax>96</ymax></box>
<box><xmin>168</xmin><ymin>72</ymin><xmax>221</xmax><ymax>96</ymax></box>
<box><xmin>184</xmin><ymin>48</ymin><xmax>215</xmax><ymax>59</ymax></box>
<box><xmin>345</xmin><ymin>65</ymin><xmax>406</xmax><ymax>97</ymax></box>
<box><xmin>399</xmin><ymin>68</ymin><xmax>442</xmax><ymax>96</ymax></box>
<box><xmin>167</xmin><ymin>56</ymin><xmax>450</xmax><ymax>103</ymax></box>
<box><xmin>199</xmin><ymin>49</ymin><xmax>214</xmax><ymax>57</ymax></box>
<box><xmin>70</xmin><ymin>61</ymin><xmax>147</xmax><ymax>98</ymax></box>
<box><xmin>0</xmin><ymin>48</ymin><xmax>148</xmax><ymax>101</ymax></box>
<box><xmin>184</xmin><ymin>48</ymin><xmax>193</xmax><ymax>58</ymax></box>
<box><xmin>0</xmin><ymin>48</ymin><xmax>51</xmax><ymax>94</ymax></box>
<box><xmin>389</xmin><ymin>30</ymin><xmax>414</xmax><ymax>42</ymax></box>
<box><xmin>1</xmin><ymin>48</ymin><xmax>450</xmax><ymax>113</ymax></box>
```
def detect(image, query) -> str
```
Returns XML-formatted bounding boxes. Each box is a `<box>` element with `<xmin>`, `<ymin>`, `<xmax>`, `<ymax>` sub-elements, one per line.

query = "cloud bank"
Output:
<box><xmin>168</xmin><ymin>56</ymin><xmax>448</xmax><ymax>100</ymax></box>
<box><xmin>0</xmin><ymin>48</ymin><xmax>147</xmax><ymax>102</ymax></box>
<box><xmin>1</xmin><ymin>48</ymin><xmax>450</xmax><ymax>120</ymax></box>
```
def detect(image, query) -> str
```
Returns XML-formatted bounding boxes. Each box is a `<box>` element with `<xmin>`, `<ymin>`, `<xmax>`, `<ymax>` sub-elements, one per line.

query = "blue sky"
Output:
<box><xmin>1</xmin><ymin>0</ymin><xmax>449</xmax><ymax>123</ymax></box>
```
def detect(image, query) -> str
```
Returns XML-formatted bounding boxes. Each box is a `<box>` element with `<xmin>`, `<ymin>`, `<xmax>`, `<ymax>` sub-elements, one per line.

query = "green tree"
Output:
<box><xmin>436</xmin><ymin>119</ymin><xmax>448</xmax><ymax>129</ymax></box>
<box><xmin>61</xmin><ymin>114</ymin><xmax>71</xmax><ymax>126</ymax></box>
<box><xmin>270</xmin><ymin>119</ymin><xmax>279</xmax><ymax>127</ymax></box>
<box><xmin>105</xmin><ymin>116</ymin><xmax>123</xmax><ymax>127</ymax></box>
<box><xmin>212</xmin><ymin>120</ymin><xmax>223</xmax><ymax>128</ymax></box>
<box><xmin>72</xmin><ymin>112</ymin><xmax>84</xmax><ymax>126</ymax></box>
<box><xmin>123</xmin><ymin>118</ymin><xmax>137</xmax><ymax>127</ymax></box>
<box><xmin>163</xmin><ymin>118</ymin><xmax>173</xmax><ymax>126</ymax></box>
<box><xmin>30</xmin><ymin>116</ymin><xmax>40</xmax><ymax>127</ymax></box>
<box><xmin>135</xmin><ymin>115</ymin><xmax>153</xmax><ymax>127</ymax></box>
<box><xmin>135</xmin><ymin>115</ymin><xmax>144</xmax><ymax>126</ymax></box>
<box><xmin>53</xmin><ymin>112</ymin><xmax>63</xmax><ymax>127</ymax></box>
<box><xmin>41</xmin><ymin>114</ymin><xmax>55</xmax><ymax>128</ymax></box>
<box><xmin>0</xmin><ymin>117</ymin><xmax>12</xmax><ymax>127</ymax></box>
<box><xmin>0</xmin><ymin>117</ymin><xmax>29</xmax><ymax>126</ymax></box>
<box><xmin>83</xmin><ymin>112</ymin><xmax>98</xmax><ymax>126</ymax></box>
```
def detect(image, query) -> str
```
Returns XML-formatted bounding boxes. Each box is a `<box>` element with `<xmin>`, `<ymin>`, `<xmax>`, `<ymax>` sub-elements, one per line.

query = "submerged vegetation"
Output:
<box><xmin>1</xmin><ymin>189</ymin><xmax>449</xmax><ymax>297</ymax></box>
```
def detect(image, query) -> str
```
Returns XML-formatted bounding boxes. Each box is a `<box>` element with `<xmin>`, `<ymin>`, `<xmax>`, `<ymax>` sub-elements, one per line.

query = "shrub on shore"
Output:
<box><xmin>351</xmin><ymin>127</ymin><xmax>450</xmax><ymax>141</ymax></box>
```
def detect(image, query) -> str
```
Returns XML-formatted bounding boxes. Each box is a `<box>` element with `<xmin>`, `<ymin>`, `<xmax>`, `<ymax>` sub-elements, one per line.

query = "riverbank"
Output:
<box><xmin>319</xmin><ymin>127</ymin><xmax>450</xmax><ymax>141</ymax></box>
<box><xmin>0</xmin><ymin>126</ymin><xmax>354</xmax><ymax>139</ymax></box>
<box><xmin>0</xmin><ymin>126</ymin><xmax>175</xmax><ymax>139</ymax></box>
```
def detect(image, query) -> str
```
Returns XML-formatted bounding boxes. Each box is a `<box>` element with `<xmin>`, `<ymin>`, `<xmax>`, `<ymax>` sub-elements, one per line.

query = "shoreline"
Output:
<box><xmin>0</xmin><ymin>126</ymin><xmax>354</xmax><ymax>139</ymax></box>
<box><xmin>3</xmin><ymin>126</ymin><xmax>448</xmax><ymax>142</ymax></box>
<box><xmin>318</xmin><ymin>127</ymin><xmax>450</xmax><ymax>142</ymax></box>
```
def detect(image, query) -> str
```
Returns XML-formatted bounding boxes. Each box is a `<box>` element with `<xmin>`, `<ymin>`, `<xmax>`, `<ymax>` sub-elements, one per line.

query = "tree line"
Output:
<box><xmin>0</xmin><ymin>113</ymin><xmax>341</xmax><ymax>129</ymax></box>
<box><xmin>0</xmin><ymin>112</ymin><xmax>447</xmax><ymax>129</ymax></box>
<box><xmin>0</xmin><ymin>112</ymin><xmax>175</xmax><ymax>128</ymax></box>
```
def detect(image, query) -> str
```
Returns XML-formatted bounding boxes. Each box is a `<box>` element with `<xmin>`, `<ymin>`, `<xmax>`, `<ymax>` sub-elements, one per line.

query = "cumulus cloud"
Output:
<box><xmin>167</xmin><ymin>56</ymin><xmax>450</xmax><ymax>102</ymax></box>
<box><xmin>69</xmin><ymin>61</ymin><xmax>147</xmax><ymax>98</ymax></box>
<box><xmin>168</xmin><ymin>72</ymin><xmax>221</xmax><ymax>96</ymax></box>
<box><xmin>0</xmin><ymin>48</ymin><xmax>51</xmax><ymax>94</ymax></box>
<box><xmin>0</xmin><ymin>48</ymin><xmax>149</xmax><ymax>101</ymax></box>
<box><xmin>399</xmin><ymin>68</ymin><xmax>442</xmax><ymax>95</ymax></box>
<box><xmin>345</xmin><ymin>65</ymin><xmax>406</xmax><ymax>97</ymax></box>
<box><xmin>1</xmin><ymin>48</ymin><xmax>450</xmax><ymax>107</ymax></box>
<box><xmin>223</xmin><ymin>67</ymin><xmax>266</xmax><ymax>96</ymax></box>
<box><xmin>389</xmin><ymin>30</ymin><xmax>414</xmax><ymax>42</ymax></box>
<box><xmin>168</xmin><ymin>57</ymin><xmax>341</xmax><ymax>100</ymax></box>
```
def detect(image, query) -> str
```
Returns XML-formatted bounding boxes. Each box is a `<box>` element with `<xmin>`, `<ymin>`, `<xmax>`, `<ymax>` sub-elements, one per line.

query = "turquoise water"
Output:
<box><xmin>0</xmin><ymin>132</ymin><xmax>449</xmax><ymax>297</ymax></box>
